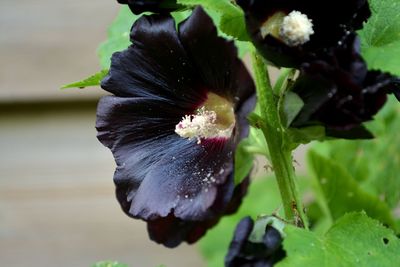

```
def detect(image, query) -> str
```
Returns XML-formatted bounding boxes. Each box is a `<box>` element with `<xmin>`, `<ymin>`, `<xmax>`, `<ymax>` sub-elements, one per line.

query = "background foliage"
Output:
<box><xmin>83</xmin><ymin>0</ymin><xmax>400</xmax><ymax>266</ymax></box>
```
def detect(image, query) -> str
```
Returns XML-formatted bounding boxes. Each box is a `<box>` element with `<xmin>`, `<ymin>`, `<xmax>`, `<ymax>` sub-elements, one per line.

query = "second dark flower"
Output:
<box><xmin>237</xmin><ymin>0</ymin><xmax>371</xmax><ymax>67</ymax></box>
<box><xmin>291</xmin><ymin>34</ymin><xmax>400</xmax><ymax>139</ymax></box>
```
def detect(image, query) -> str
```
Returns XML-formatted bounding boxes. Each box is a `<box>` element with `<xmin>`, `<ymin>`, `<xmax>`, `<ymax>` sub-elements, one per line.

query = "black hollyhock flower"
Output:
<box><xmin>237</xmin><ymin>0</ymin><xmax>371</xmax><ymax>67</ymax></box>
<box><xmin>225</xmin><ymin>217</ymin><xmax>286</xmax><ymax>267</ymax></box>
<box><xmin>96</xmin><ymin>7</ymin><xmax>255</xmax><ymax>247</ymax></box>
<box><xmin>291</xmin><ymin>33</ymin><xmax>400</xmax><ymax>139</ymax></box>
<box><xmin>117</xmin><ymin>0</ymin><xmax>181</xmax><ymax>15</ymax></box>
<box><xmin>391</xmin><ymin>79</ymin><xmax>400</xmax><ymax>102</ymax></box>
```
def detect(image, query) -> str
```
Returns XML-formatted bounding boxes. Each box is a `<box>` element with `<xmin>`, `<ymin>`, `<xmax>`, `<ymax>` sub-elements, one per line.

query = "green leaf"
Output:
<box><xmin>62</xmin><ymin>69</ymin><xmax>108</xmax><ymax>89</ymax></box>
<box><xmin>356</xmin><ymin>100</ymin><xmax>400</xmax><ymax>209</ymax></box>
<box><xmin>308</xmin><ymin>150</ymin><xmax>398</xmax><ymax>232</ymax></box>
<box><xmin>285</xmin><ymin>126</ymin><xmax>325</xmax><ymax>150</ymax></box>
<box><xmin>235</xmin><ymin>40</ymin><xmax>252</xmax><ymax>58</ymax></box>
<box><xmin>247</xmin><ymin>113</ymin><xmax>263</xmax><ymax>129</ymax></box>
<box><xmin>171</xmin><ymin>10</ymin><xmax>192</xmax><ymax>25</ymax></box>
<box><xmin>92</xmin><ymin>261</ymin><xmax>128</xmax><ymax>267</ymax></box>
<box><xmin>234</xmin><ymin>124</ymin><xmax>270</xmax><ymax>185</ymax></box>
<box><xmin>177</xmin><ymin>0</ymin><xmax>249</xmax><ymax>41</ymax></box>
<box><xmin>359</xmin><ymin>0</ymin><xmax>400</xmax><ymax>75</ymax></box>
<box><xmin>273</xmin><ymin>68</ymin><xmax>296</xmax><ymax>95</ymax></box>
<box><xmin>234</xmin><ymin>138</ymin><xmax>254</xmax><ymax>185</ymax></box>
<box><xmin>310</xmin><ymin>98</ymin><xmax>400</xmax><ymax>211</ymax></box>
<box><xmin>281</xmin><ymin>92</ymin><xmax>304</xmax><ymax>127</ymax></box>
<box><xmin>277</xmin><ymin>212</ymin><xmax>400</xmax><ymax>267</ymax></box>
<box><xmin>219</xmin><ymin>6</ymin><xmax>248</xmax><ymax>41</ymax></box>
<box><xmin>361</xmin><ymin>41</ymin><xmax>400</xmax><ymax>75</ymax></box>
<box><xmin>98</xmin><ymin>7</ymin><xmax>138</xmax><ymax>68</ymax></box>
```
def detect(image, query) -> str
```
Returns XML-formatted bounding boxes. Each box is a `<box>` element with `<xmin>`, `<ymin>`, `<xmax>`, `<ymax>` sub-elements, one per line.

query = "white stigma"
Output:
<box><xmin>279</xmin><ymin>11</ymin><xmax>314</xmax><ymax>47</ymax></box>
<box><xmin>175</xmin><ymin>107</ymin><xmax>233</xmax><ymax>144</ymax></box>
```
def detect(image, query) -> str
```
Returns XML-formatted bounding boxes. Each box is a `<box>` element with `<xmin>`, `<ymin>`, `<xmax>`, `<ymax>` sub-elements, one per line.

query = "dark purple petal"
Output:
<box><xmin>393</xmin><ymin>84</ymin><xmax>400</xmax><ymax>102</ymax></box>
<box><xmin>178</xmin><ymin>7</ymin><xmax>255</xmax><ymax>109</ymax></box>
<box><xmin>325</xmin><ymin>126</ymin><xmax>374</xmax><ymax>140</ymax></box>
<box><xmin>262</xmin><ymin>226</ymin><xmax>284</xmax><ymax>256</ymax></box>
<box><xmin>101</xmin><ymin>14</ymin><xmax>204</xmax><ymax>109</ymax></box>
<box><xmin>290</xmin><ymin>34</ymin><xmax>398</xmax><ymax>139</ymax></box>
<box><xmin>237</xmin><ymin>0</ymin><xmax>371</xmax><ymax>67</ymax></box>
<box><xmin>367</xmin><ymin>72</ymin><xmax>400</xmax><ymax>103</ymax></box>
<box><xmin>97</xmin><ymin>7</ymin><xmax>256</xmax><ymax>247</ymax></box>
<box><xmin>96</xmin><ymin>96</ymin><xmax>183</xmax><ymax>149</ymax></box>
<box><xmin>97</xmin><ymin>96</ymin><xmax>232</xmax><ymax>220</ymax></box>
<box><xmin>225</xmin><ymin>217</ymin><xmax>286</xmax><ymax>267</ymax></box>
<box><xmin>225</xmin><ymin>217</ymin><xmax>254</xmax><ymax>266</ymax></box>
<box><xmin>146</xmin><ymin>213</ymin><xmax>218</xmax><ymax>248</ymax></box>
<box><xmin>147</xmin><ymin>176</ymin><xmax>249</xmax><ymax>247</ymax></box>
<box><xmin>117</xmin><ymin>0</ymin><xmax>181</xmax><ymax>15</ymax></box>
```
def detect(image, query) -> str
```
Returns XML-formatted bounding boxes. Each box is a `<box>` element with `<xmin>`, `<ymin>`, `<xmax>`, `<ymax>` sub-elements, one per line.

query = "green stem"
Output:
<box><xmin>251</xmin><ymin>51</ymin><xmax>308</xmax><ymax>229</ymax></box>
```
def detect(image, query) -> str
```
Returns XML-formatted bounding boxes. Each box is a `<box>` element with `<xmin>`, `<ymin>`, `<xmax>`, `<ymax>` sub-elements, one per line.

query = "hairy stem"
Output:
<box><xmin>251</xmin><ymin>51</ymin><xmax>308</xmax><ymax>229</ymax></box>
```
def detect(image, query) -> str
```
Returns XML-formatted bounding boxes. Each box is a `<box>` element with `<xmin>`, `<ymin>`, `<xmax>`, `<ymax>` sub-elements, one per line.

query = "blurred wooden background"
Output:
<box><xmin>0</xmin><ymin>1</ymin><xmax>204</xmax><ymax>266</ymax></box>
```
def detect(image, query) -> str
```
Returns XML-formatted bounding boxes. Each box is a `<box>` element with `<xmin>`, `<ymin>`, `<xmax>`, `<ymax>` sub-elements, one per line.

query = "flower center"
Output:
<box><xmin>260</xmin><ymin>10</ymin><xmax>314</xmax><ymax>47</ymax></box>
<box><xmin>175</xmin><ymin>93</ymin><xmax>235</xmax><ymax>143</ymax></box>
<box><xmin>280</xmin><ymin>11</ymin><xmax>314</xmax><ymax>47</ymax></box>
